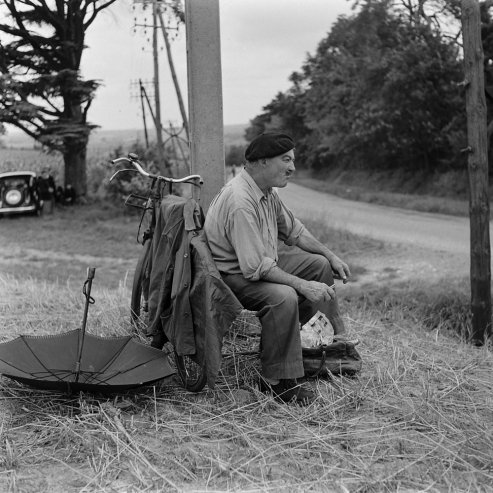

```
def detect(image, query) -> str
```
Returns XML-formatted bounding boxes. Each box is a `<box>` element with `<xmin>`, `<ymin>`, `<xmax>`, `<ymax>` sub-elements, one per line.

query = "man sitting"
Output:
<box><xmin>204</xmin><ymin>132</ymin><xmax>351</xmax><ymax>405</ymax></box>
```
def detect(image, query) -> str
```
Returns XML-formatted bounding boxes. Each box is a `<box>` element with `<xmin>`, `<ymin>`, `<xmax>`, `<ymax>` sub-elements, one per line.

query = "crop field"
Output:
<box><xmin>0</xmin><ymin>148</ymin><xmax>64</xmax><ymax>175</ymax></box>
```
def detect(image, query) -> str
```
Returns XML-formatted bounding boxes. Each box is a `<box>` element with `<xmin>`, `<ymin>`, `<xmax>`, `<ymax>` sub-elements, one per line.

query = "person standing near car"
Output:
<box><xmin>37</xmin><ymin>167</ymin><xmax>56</xmax><ymax>214</ymax></box>
<box><xmin>204</xmin><ymin>132</ymin><xmax>351</xmax><ymax>405</ymax></box>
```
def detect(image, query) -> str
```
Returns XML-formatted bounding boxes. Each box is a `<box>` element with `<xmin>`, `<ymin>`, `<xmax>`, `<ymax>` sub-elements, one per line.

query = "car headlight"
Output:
<box><xmin>5</xmin><ymin>189</ymin><xmax>24</xmax><ymax>206</ymax></box>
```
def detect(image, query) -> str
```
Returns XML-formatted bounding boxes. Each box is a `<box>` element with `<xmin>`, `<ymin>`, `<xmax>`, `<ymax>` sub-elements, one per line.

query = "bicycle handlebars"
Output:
<box><xmin>110</xmin><ymin>153</ymin><xmax>203</xmax><ymax>185</ymax></box>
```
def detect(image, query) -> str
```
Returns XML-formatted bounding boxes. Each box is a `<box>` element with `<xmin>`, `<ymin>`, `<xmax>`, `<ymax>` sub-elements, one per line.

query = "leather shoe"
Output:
<box><xmin>259</xmin><ymin>378</ymin><xmax>316</xmax><ymax>406</ymax></box>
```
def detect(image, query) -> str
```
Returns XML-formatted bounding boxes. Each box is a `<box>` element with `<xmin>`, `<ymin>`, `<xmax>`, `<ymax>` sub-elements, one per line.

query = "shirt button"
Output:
<box><xmin>184</xmin><ymin>253</ymin><xmax>188</xmax><ymax>258</ymax></box>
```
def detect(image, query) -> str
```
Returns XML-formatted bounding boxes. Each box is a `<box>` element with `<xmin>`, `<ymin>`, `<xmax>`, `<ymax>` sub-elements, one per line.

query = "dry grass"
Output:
<box><xmin>1</xmin><ymin>270</ymin><xmax>492</xmax><ymax>492</ymax></box>
<box><xmin>1</xmin><ymin>193</ymin><xmax>492</xmax><ymax>491</ymax></box>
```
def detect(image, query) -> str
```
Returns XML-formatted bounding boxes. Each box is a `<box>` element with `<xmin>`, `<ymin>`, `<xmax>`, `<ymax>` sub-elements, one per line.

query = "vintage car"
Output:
<box><xmin>0</xmin><ymin>171</ymin><xmax>43</xmax><ymax>217</ymax></box>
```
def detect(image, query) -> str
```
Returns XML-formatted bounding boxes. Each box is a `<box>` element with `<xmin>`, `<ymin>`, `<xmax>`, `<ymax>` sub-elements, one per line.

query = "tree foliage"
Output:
<box><xmin>225</xmin><ymin>144</ymin><xmax>245</xmax><ymax>167</ymax></box>
<box><xmin>246</xmin><ymin>0</ymin><xmax>466</xmax><ymax>173</ymax></box>
<box><xmin>0</xmin><ymin>0</ymin><xmax>117</xmax><ymax>196</ymax></box>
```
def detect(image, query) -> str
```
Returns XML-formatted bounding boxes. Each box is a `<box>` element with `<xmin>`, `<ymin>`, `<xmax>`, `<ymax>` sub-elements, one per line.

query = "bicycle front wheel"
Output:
<box><xmin>131</xmin><ymin>242</ymin><xmax>207</xmax><ymax>393</ymax></box>
<box><xmin>174</xmin><ymin>352</ymin><xmax>207</xmax><ymax>392</ymax></box>
<box><xmin>131</xmin><ymin>241</ymin><xmax>151</xmax><ymax>334</ymax></box>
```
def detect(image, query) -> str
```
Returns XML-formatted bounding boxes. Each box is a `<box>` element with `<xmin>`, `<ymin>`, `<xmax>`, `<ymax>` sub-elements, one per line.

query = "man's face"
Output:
<box><xmin>263</xmin><ymin>149</ymin><xmax>295</xmax><ymax>188</ymax></box>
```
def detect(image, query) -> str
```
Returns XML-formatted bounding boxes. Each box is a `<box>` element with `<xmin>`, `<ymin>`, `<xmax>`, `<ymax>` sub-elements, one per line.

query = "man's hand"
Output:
<box><xmin>293</xmin><ymin>228</ymin><xmax>351</xmax><ymax>284</ymax></box>
<box><xmin>328</xmin><ymin>254</ymin><xmax>351</xmax><ymax>284</ymax></box>
<box><xmin>298</xmin><ymin>280</ymin><xmax>336</xmax><ymax>303</ymax></box>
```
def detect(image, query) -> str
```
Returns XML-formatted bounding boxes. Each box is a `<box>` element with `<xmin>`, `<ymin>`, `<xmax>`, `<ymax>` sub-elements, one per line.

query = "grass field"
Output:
<box><xmin>1</xmin><ymin>194</ymin><xmax>492</xmax><ymax>492</ymax></box>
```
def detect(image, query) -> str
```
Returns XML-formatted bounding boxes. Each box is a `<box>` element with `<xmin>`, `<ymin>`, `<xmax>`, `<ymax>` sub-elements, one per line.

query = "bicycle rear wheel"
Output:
<box><xmin>130</xmin><ymin>242</ymin><xmax>207</xmax><ymax>393</ymax></box>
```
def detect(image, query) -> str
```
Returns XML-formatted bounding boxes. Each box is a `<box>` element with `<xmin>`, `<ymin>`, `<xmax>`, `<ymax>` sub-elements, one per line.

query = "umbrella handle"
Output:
<box><xmin>75</xmin><ymin>267</ymin><xmax>96</xmax><ymax>382</ymax></box>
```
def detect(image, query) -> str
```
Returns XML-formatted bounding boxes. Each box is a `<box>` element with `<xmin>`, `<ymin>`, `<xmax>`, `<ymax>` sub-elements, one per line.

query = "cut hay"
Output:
<box><xmin>1</xmin><ymin>274</ymin><xmax>492</xmax><ymax>492</ymax></box>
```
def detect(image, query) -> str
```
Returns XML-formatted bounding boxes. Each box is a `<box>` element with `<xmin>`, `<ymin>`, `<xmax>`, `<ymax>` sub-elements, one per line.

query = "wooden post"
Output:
<box><xmin>185</xmin><ymin>0</ymin><xmax>225</xmax><ymax>211</ymax></box>
<box><xmin>152</xmin><ymin>2</ymin><xmax>165</xmax><ymax>170</ymax></box>
<box><xmin>461</xmin><ymin>0</ymin><xmax>492</xmax><ymax>344</ymax></box>
<box><xmin>139</xmin><ymin>79</ymin><xmax>149</xmax><ymax>148</ymax></box>
<box><xmin>158</xmin><ymin>11</ymin><xmax>190</xmax><ymax>141</ymax></box>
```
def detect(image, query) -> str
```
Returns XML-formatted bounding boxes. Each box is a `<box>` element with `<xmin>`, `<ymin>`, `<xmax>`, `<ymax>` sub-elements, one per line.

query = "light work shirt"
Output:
<box><xmin>204</xmin><ymin>169</ymin><xmax>305</xmax><ymax>281</ymax></box>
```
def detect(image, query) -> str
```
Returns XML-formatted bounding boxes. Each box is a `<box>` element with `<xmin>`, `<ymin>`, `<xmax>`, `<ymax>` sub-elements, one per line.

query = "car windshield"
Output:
<box><xmin>2</xmin><ymin>178</ymin><xmax>28</xmax><ymax>187</ymax></box>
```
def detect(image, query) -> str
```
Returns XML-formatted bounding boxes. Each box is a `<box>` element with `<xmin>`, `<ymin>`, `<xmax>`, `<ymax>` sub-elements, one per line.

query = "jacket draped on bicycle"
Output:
<box><xmin>146</xmin><ymin>194</ymin><xmax>243</xmax><ymax>387</ymax></box>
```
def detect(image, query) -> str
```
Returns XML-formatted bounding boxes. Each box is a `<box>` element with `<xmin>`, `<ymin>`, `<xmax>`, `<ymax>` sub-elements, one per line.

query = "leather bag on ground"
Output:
<box><xmin>302</xmin><ymin>341</ymin><xmax>362</xmax><ymax>378</ymax></box>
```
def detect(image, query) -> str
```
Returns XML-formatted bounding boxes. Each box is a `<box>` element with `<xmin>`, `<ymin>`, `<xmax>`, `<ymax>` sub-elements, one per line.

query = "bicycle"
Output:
<box><xmin>110</xmin><ymin>153</ymin><xmax>208</xmax><ymax>392</ymax></box>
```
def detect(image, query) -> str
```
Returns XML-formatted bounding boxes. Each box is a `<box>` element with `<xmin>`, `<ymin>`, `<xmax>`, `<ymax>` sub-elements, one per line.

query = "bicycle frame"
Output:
<box><xmin>111</xmin><ymin>153</ymin><xmax>202</xmax><ymax>245</ymax></box>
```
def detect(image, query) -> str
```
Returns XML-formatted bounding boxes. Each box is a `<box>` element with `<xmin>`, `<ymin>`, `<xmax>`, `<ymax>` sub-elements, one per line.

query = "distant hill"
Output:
<box><xmin>223</xmin><ymin>123</ymin><xmax>248</xmax><ymax>147</ymax></box>
<box><xmin>1</xmin><ymin>124</ymin><xmax>248</xmax><ymax>152</ymax></box>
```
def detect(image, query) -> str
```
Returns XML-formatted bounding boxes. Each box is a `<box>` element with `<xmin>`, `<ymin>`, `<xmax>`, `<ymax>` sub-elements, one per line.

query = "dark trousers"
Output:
<box><xmin>222</xmin><ymin>245</ymin><xmax>346</xmax><ymax>380</ymax></box>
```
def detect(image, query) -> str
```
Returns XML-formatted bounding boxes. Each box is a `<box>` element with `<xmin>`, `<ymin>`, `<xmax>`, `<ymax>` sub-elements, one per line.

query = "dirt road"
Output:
<box><xmin>278</xmin><ymin>183</ymin><xmax>480</xmax><ymax>284</ymax></box>
<box><xmin>278</xmin><ymin>183</ymin><xmax>473</xmax><ymax>255</ymax></box>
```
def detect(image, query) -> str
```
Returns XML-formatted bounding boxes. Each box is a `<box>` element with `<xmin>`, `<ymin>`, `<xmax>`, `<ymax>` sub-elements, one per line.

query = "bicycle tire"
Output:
<box><xmin>130</xmin><ymin>241</ymin><xmax>151</xmax><ymax>333</ymax></box>
<box><xmin>174</xmin><ymin>352</ymin><xmax>207</xmax><ymax>392</ymax></box>
<box><xmin>130</xmin><ymin>242</ymin><xmax>207</xmax><ymax>392</ymax></box>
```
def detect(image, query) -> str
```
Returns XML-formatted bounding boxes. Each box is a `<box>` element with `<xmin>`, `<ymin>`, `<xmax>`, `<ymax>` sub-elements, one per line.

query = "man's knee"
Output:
<box><xmin>255</xmin><ymin>284</ymin><xmax>299</xmax><ymax>319</ymax></box>
<box><xmin>308</xmin><ymin>254</ymin><xmax>334</xmax><ymax>284</ymax></box>
<box><xmin>268</xmin><ymin>284</ymin><xmax>299</xmax><ymax>307</ymax></box>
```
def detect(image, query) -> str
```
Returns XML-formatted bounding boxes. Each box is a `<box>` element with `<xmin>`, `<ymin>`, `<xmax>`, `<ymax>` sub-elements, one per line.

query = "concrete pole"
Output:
<box><xmin>185</xmin><ymin>0</ymin><xmax>225</xmax><ymax>211</ymax></box>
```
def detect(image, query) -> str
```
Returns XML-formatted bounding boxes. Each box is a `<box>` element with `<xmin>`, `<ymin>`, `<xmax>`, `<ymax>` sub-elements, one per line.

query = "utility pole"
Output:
<box><xmin>461</xmin><ymin>0</ymin><xmax>492</xmax><ymax>344</ymax></box>
<box><xmin>138</xmin><ymin>80</ymin><xmax>149</xmax><ymax>147</ymax></box>
<box><xmin>185</xmin><ymin>0</ymin><xmax>224</xmax><ymax>211</ymax></box>
<box><xmin>158</xmin><ymin>10</ymin><xmax>189</xmax><ymax>141</ymax></box>
<box><xmin>152</xmin><ymin>1</ymin><xmax>165</xmax><ymax>168</ymax></box>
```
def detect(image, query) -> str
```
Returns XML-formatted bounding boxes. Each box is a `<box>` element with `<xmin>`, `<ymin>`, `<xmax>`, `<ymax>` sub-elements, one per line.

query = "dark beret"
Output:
<box><xmin>244</xmin><ymin>132</ymin><xmax>295</xmax><ymax>162</ymax></box>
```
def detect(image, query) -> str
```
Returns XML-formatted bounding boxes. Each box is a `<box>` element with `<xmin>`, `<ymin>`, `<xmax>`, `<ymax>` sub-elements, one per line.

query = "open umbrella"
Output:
<box><xmin>0</xmin><ymin>268</ymin><xmax>175</xmax><ymax>394</ymax></box>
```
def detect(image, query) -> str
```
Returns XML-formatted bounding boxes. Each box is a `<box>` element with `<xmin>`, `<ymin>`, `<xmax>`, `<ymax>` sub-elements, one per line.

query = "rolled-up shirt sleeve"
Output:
<box><xmin>227</xmin><ymin>208</ymin><xmax>276</xmax><ymax>281</ymax></box>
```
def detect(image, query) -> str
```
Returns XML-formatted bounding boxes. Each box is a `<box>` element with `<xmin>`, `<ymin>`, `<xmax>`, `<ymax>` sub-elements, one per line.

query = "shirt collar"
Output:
<box><xmin>240</xmin><ymin>168</ymin><xmax>271</xmax><ymax>203</ymax></box>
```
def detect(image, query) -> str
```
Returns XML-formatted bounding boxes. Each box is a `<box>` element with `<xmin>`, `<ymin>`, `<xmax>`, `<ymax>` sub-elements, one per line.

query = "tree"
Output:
<box><xmin>0</xmin><ymin>0</ymin><xmax>118</xmax><ymax>198</ymax></box>
<box><xmin>246</xmin><ymin>0</ymin><xmax>466</xmax><ymax>173</ymax></box>
<box><xmin>225</xmin><ymin>144</ymin><xmax>245</xmax><ymax>168</ymax></box>
<box><xmin>244</xmin><ymin>72</ymin><xmax>312</xmax><ymax>168</ymax></box>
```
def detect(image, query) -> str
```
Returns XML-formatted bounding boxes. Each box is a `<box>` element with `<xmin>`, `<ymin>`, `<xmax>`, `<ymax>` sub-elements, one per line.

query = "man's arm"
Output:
<box><xmin>295</xmin><ymin>228</ymin><xmax>351</xmax><ymax>283</ymax></box>
<box><xmin>262</xmin><ymin>265</ymin><xmax>336</xmax><ymax>303</ymax></box>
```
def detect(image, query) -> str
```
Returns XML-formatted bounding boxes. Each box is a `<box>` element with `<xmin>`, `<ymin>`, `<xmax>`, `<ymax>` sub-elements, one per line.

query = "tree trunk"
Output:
<box><xmin>461</xmin><ymin>0</ymin><xmax>492</xmax><ymax>344</ymax></box>
<box><xmin>64</xmin><ymin>137</ymin><xmax>88</xmax><ymax>199</ymax></box>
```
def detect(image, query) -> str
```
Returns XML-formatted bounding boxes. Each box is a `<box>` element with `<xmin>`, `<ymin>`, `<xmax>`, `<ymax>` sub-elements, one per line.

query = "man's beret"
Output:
<box><xmin>244</xmin><ymin>132</ymin><xmax>295</xmax><ymax>162</ymax></box>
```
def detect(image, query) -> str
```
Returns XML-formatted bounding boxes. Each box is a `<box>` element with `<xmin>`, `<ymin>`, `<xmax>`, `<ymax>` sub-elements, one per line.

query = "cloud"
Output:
<box><xmin>81</xmin><ymin>0</ymin><xmax>352</xmax><ymax>130</ymax></box>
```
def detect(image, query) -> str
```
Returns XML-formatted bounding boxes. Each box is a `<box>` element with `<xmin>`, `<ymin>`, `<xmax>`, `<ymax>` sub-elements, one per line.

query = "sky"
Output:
<box><xmin>79</xmin><ymin>0</ymin><xmax>354</xmax><ymax>131</ymax></box>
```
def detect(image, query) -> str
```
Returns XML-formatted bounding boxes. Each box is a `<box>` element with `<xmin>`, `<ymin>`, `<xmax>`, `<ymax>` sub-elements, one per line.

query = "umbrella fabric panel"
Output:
<box><xmin>0</xmin><ymin>330</ymin><xmax>80</xmax><ymax>381</ymax></box>
<box><xmin>0</xmin><ymin>329</ymin><xmax>175</xmax><ymax>392</ymax></box>
<box><xmin>78</xmin><ymin>335</ymin><xmax>174</xmax><ymax>386</ymax></box>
